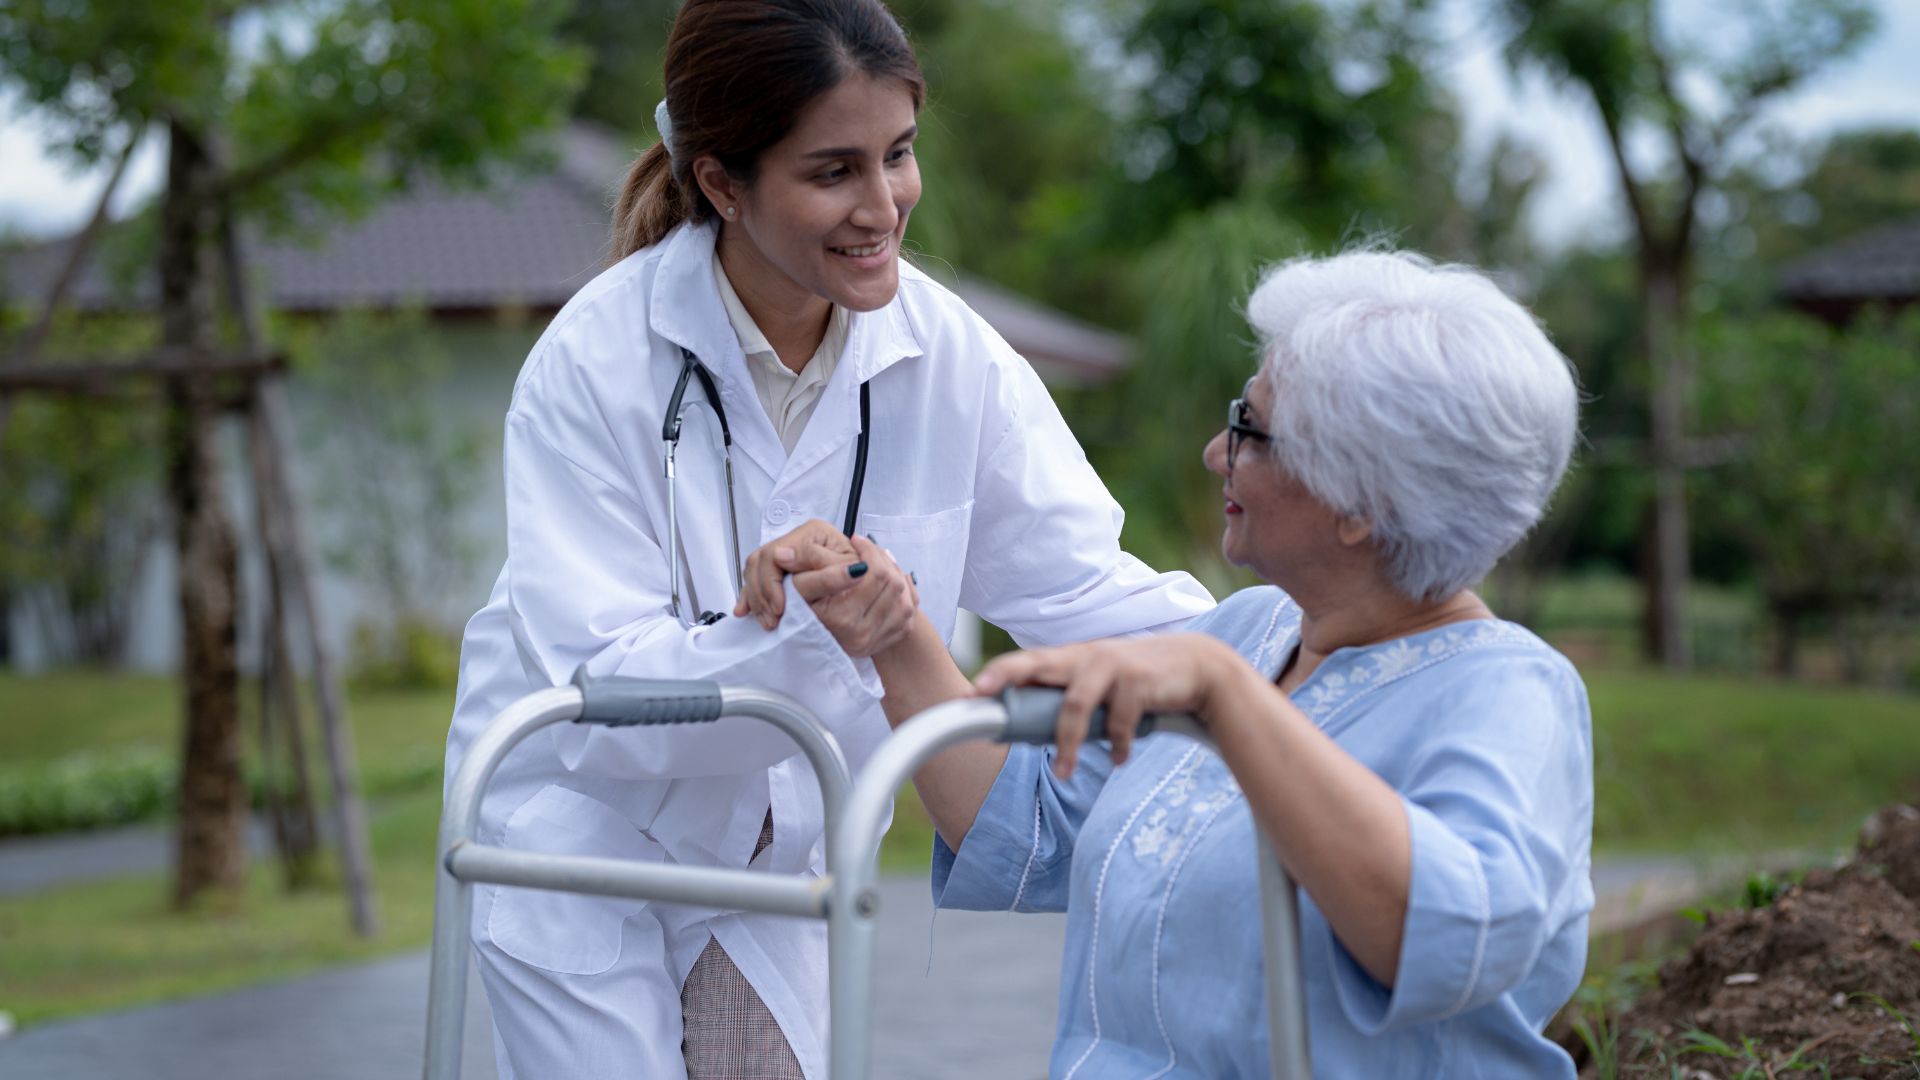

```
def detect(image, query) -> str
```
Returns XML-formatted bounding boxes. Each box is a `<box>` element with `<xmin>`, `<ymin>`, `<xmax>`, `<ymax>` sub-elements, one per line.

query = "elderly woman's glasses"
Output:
<box><xmin>1226</xmin><ymin>394</ymin><xmax>1272</xmax><ymax>474</ymax></box>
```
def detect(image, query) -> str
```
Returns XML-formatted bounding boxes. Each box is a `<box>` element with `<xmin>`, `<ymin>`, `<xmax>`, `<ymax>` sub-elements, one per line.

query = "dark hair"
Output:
<box><xmin>610</xmin><ymin>0</ymin><xmax>926</xmax><ymax>260</ymax></box>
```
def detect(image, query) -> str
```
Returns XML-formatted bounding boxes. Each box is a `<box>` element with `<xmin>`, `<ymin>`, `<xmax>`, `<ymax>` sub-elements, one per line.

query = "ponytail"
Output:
<box><xmin>610</xmin><ymin>141</ymin><xmax>687</xmax><ymax>262</ymax></box>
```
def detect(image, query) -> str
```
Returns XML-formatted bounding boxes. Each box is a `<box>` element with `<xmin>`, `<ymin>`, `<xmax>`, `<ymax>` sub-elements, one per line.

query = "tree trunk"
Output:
<box><xmin>1640</xmin><ymin>257</ymin><xmax>1693</xmax><ymax>670</ymax></box>
<box><xmin>164</xmin><ymin>120</ymin><xmax>249</xmax><ymax>907</ymax></box>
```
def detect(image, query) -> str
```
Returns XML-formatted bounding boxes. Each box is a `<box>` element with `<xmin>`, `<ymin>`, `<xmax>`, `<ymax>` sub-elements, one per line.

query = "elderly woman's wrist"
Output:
<box><xmin>1192</xmin><ymin>636</ymin><xmax>1258</xmax><ymax>731</ymax></box>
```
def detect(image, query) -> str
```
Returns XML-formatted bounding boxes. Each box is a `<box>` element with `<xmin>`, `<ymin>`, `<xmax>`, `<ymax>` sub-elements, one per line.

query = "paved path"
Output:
<box><xmin>0</xmin><ymin>820</ymin><xmax>275</xmax><ymax>897</ymax></box>
<box><xmin>0</xmin><ymin>824</ymin><xmax>1802</xmax><ymax>1079</ymax></box>
<box><xmin>0</xmin><ymin>877</ymin><xmax>1063</xmax><ymax>1080</ymax></box>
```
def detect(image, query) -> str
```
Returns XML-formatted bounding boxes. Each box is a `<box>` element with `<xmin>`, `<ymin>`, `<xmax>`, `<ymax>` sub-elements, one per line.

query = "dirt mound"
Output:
<box><xmin>1596</xmin><ymin>805</ymin><xmax>1920</xmax><ymax>1078</ymax></box>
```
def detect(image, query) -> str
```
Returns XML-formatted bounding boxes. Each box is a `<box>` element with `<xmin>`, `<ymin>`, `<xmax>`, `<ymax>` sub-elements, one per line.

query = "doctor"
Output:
<box><xmin>443</xmin><ymin>1</ymin><xmax>1213</xmax><ymax>1078</ymax></box>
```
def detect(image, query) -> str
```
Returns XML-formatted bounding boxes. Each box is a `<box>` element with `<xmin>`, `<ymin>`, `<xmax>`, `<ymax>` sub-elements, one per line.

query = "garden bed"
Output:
<box><xmin>1583</xmin><ymin>805</ymin><xmax>1920</xmax><ymax>1077</ymax></box>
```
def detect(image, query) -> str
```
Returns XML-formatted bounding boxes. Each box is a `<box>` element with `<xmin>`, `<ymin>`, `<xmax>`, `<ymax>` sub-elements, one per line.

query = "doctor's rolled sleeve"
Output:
<box><xmin>957</xmin><ymin>352</ymin><xmax>1212</xmax><ymax>644</ymax></box>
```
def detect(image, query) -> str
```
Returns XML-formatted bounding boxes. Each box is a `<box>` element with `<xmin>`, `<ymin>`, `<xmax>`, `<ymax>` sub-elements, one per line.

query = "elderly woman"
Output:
<box><xmin>759</xmin><ymin>248</ymin><xmax>1591</xmax><ymax>1076</ymax></box>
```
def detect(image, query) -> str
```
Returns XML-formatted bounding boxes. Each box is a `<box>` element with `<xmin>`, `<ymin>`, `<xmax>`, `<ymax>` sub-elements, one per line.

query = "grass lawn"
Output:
<box><xmin>1</xmin><ymin>661</ymin><xmax>1914</xmax><ymax>1028</ymax></box>
<box><xmin>1585</xmin><ymin>666</ymin><xmax>1920</xmax><ymax>853</ymax></box>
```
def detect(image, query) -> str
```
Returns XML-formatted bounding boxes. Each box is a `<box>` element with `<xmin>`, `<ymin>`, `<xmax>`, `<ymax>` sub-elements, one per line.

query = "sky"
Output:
<box><xmin>2</xmin><ymin>0</ymin><xmax>1917</xmax><ymax>252</ymax></box>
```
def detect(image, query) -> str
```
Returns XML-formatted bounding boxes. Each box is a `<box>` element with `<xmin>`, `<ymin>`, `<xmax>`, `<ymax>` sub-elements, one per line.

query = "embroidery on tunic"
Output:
<box><xmin>1130</xmin><ymin>755</ymin><xmax>1242</xmax><ymax>870</ymax></box>
<box><xmin>1297</xmin><ymin>620</ymin><xmax>1541</xmax><ymax>728</ymax></box>
<box><xmin>1143</xmin><ymin>787</ymin><xmax>1243</xmax><ymax>1080</ymax></box>
<box><xmin>1065</xmin><ymin>744</ymin><xmax>1204</xmax><ymax>1080</ymax></box>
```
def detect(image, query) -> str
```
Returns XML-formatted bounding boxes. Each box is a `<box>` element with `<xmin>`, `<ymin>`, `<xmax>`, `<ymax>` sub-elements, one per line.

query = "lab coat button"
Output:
<box><xmin>766</xmin><ymin>500</ymin><xmax>791</xmax><ymax>525</ymax></box>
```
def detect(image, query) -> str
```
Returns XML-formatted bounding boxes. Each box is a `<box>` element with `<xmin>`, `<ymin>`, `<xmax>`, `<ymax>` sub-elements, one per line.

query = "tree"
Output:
<box><xmin>894</xmin><ymin>0</ymin><xmax>1127</xmax><ymax>317</ymax></box>
<box><xmin>1059</xmin><ymin>0</ymin><xmax>1477</xmax><ymax>575</ymax></box>
<box><xmin>1499</xmin><ymin>0</ymin><xmax>1878</xmax><ymax>668</ymax></box>
<box><xmin>1694</xmin><ymin>309</ymin><xmax>1920</xmax><ymax>681</ymax></box>
<box><xmin>0</xmin><ymin>0</ymin><xmax>581</xmax><ymax>907</ymax></box>
<box><xmin>558</xmin><ymin>0</ymin><xmax>677</xmax><ymax>133</ymax></box>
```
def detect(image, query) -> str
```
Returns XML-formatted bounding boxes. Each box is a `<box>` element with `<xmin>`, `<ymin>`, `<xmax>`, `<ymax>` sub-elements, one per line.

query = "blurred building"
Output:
<box><xmin>3</xmin><ymin>122</ymin><xmax>1133</xmax><ymax>672</ymax></box>
<box><xmin>1778</xmin><ymin>217</ymin><xmax>1920</xmax><ymax>324</ymax></box>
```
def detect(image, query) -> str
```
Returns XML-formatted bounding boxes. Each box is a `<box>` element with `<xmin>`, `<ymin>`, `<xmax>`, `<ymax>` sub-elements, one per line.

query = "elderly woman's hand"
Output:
<box><xmin>973</xmin><ymin>635</ymin><xmax>1241</xmax><ymax>779</ymax></box>
<box><xmin>782</xmin><ymin>533</ymin><xmax>921</xmax><ymax>658</ymax></box>
<box><xmin>734</xmin><ymin>519</ymin><xmax>859</xmax><ymax>629</ymax></box>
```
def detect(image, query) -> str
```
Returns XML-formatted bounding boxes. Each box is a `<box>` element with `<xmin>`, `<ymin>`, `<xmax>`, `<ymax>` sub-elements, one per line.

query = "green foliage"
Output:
<box><xmin>1500</xmin><ymin>0</ymin><xmax>1877</xmax><ymax>142</ymax></box>
<box><xmin>1694</xmin><ymin>309</ymin><xmax>1920</xmax><ymax>630</ymax></box>
<box><xmin>1052</xmin><ymin>0</ymin><xmax>1484</xmax><ymax>569</ymax></box>
<box><xmin>0</xmin><ymin>738</ymin><xmax>443</xmax><ymax>837</ymax></box>
<box><xmin>1741</xmin><ymin>869</ymin><xmax>1796</xmax><ymax>909</ymax></box>
<box><xmin>0</xmin><ymin>316</ymin><xmax>166</xmax><ymax>664</ymax></box>
<box><xmin>902</xmin><ymin>0</ymin><xmax>1126</xmax><ymax>316</ymax></box>
<box><xmin>1099</xmin><ymin>0</ymin><xmax>1461</xmax><ymax>246</ymax></box>
<box><xmin>1074</xmin><ymin>199</ymin><xmax>1305</xmax><ymax>575</ymax></box>
<box><xmin>347</xmin><ymin>615</ymin><xmax>462</xmax><ymax>691</ymax></box>
<box><xmin>558</xmin><ymin>0</ymin><xmax>676</xmax><ymax>132</ymax></box>
<box><xmin>0</xmin><ymin>0</ymin><xmax>586</xmax><ymax>224</ymax></box>
<box><xmin>1706</xmin><ymin>128</ymin><xmax>1920</xmax><ymax>310</ymax></box>
<box><xmin>0</xmin><ymin>748</ymin><xmax>175</xmax><ymax>837</ymax></box>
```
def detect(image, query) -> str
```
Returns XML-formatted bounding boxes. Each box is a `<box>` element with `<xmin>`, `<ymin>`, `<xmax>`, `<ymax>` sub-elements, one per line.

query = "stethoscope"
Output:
<box><xmin>664</xmin><ymin>346</ymin><xmax>871</xmax><ymax>626</ymax></box>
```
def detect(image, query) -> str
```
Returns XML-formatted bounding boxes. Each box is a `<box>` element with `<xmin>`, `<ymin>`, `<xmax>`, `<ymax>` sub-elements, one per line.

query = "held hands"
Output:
<box><xmin>734</xmin><ymin>519</ymin><xmax>857</xmax><ymax>629</ymax></box>
<box><xmin>972</xmin><ymin>635</ymin><xmax>1237</xmax><ymax>780</ymax></box>
<box><xmin>735</xmin><ymin>519</ymin><xmax>920</xmax><ymax>659</ymax></box>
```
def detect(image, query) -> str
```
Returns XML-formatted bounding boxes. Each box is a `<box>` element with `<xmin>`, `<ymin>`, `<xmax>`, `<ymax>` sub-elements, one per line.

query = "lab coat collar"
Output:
<box><xmin>648</xmin><ymin>221</ymin><xmax>926</xmax><ymax>482</ymax></box>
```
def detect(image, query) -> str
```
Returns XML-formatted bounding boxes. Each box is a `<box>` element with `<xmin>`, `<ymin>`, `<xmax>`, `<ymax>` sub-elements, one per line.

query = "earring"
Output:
<box><xmin>724</xmin><ymin>206</ymin><xmax>737</xmax><ymax>218</ymax></box>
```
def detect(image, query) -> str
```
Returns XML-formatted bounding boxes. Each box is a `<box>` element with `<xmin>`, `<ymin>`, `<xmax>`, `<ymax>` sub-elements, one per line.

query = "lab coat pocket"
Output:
<box><xmin>860</xmin><ymin>501</ymin><xmax>974</xmax><ymax>644</ymax></box>
<box><xmin>487</xmin><ymin>784</ymin><xmax>665</xmax><ymax>976</ymax></box>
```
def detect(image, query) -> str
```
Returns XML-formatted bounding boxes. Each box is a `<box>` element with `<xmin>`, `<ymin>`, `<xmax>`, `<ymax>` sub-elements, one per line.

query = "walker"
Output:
<box><xmin>423</xmin><ymin>672</ymin><xmax>1312</xmax><ymax>1079</ymax></box>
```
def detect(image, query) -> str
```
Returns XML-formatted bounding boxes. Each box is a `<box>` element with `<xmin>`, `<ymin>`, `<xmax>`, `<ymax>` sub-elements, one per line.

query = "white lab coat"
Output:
<box><xmin>446</xmin><ymin>220</ymin><xmax>1213</xmax><ymax>1080</ymax></box>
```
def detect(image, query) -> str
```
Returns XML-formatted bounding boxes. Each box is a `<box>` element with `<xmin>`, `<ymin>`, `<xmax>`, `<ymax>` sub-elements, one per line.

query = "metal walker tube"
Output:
<box><xmin>423</xmin><ymin>676</ymin><xmax>852</xmax><ymax>1080</ymax></box>
<box><xmin>830</xmin><ymin>690</ymin><xmax>1312</xmax><ymax>1080</ymax></box>
<box><xmin>426</xmin><ymin>681</ymin><xmax>1310</xmax><ymax>1080</ymax></box>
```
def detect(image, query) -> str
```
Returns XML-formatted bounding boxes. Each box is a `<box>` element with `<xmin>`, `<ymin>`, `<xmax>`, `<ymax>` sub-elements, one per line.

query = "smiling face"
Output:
<box><xmin>1203</xmin><ymin>371</ymin><xmax>1361</xmax><ymax>587</ymax></box>
<box><xmin>697</xmin><ymin>72</ymin><xmax>921</xmax><ymax>318</ymax></box>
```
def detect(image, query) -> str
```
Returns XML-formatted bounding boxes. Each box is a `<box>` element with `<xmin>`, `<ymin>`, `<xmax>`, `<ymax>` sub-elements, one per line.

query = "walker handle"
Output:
<box><xmin>996</xmin><ymin>686</ymin><xmax>1180</xmax><ymax>744</ymax></box>
<box><xmin>570</xmin><ymin>670</ymin><xmax>725</xmax><ymax>726</ymax></box>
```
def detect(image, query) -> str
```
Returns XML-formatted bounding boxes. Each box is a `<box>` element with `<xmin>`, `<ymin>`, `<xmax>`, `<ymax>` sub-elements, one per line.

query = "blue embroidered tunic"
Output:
<box><xmin>933</xmin><ymin>587</ymin><xmax>1594</xmax><ymax>1078</ymax></box>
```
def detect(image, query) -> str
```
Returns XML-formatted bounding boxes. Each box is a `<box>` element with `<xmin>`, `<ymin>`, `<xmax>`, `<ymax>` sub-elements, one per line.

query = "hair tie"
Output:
<box><xmin>654</xmin><ymin>99</ymin><xmax>676</xmax><ymax>160</ymax></box>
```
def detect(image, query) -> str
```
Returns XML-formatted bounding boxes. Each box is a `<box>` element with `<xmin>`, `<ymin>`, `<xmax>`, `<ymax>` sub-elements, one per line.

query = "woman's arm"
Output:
<box><xmin>867</xmin><ymin>614</ymin><xmax>1008</xmax><ymax>849</ymax></box>
<box><xmin>1202</xmin><ymin>654</ymin><xmax>1411</xmax><ymax>987</ymax></box>
<box><xmin>975</xmin><ymin>635</ymin><xmax>1412</xmax><ymax>986</ymax></box>
<box><xmin>775</xmin><ymin>538</ymin><xmax>1009</xmax><ymax>850</ymax></box>
<box><xmin>977</xmin><ymin>636</ymin><xmax>1593</xmax><ymax>1019</ymax></box>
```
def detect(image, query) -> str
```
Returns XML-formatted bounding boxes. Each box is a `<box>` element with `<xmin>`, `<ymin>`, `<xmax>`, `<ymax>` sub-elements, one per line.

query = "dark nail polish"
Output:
<box><xmin>848</xmin><ymin>561</ymin><xmax>869</xmax><ymax>579</ymax></box>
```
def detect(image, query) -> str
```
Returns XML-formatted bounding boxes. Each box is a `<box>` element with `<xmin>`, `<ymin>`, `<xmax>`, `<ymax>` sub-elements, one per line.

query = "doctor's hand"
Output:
<box><xmin>735</xmin><ymin>519</ymin><xmax>859</xmax><ymax>630</ymax></box>
<box><xmin>785</xmin><ymin>533</ymin><xmax>921</xmax><ymax>659</ymax></box>
<box><xmin>972</xmin><ymin>635</ymin><xmax>1240</xmax><ymax>780</ymax></box>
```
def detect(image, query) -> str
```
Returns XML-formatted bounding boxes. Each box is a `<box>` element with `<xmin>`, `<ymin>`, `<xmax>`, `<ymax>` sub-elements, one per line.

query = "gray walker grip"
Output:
<box><xmin>570</xmin><ymin>669</ymin><xmax>724</xmax><ymax>726</ymax></box>
<box><xmin>996</xmin><ymin>686</ymin><xmax>1162</xmax><ymax>744</ymax></box>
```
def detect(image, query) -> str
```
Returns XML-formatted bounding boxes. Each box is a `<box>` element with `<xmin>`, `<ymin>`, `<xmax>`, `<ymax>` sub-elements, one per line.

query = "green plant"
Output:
<box><xmin>348</xmin><ymin>616</ymin><xmax>463</xmax><ymax>691</ymax></box>
<box><xmin>1849</xmin><ymin>993</ymin><xmax>1920</xmax><ymax>1065</ymax></box>
<box><xmin>1743</xmin><ymin>869</ymin><xmax>1800</xmax><ymax>909</ymax></box>
<box><xmin>1674</xmin><ymin>1028</ymin><xmax>1857</xmax><ymax>1077</ymax></box>
<box><xmin>1572</xmin><ymin>1011</ymin><xmax>1622</xmax><ymax>1080</ymax></box>
<box><xmin>0</xmin><ymin>748</ymin><xmax>174</xmax><ymax>836</ymax></box>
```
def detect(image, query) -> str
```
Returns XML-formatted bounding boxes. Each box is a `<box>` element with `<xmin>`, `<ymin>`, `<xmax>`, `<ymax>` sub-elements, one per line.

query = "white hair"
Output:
<box><xmin>1246</xmin><ymin>248</ymin><xmax>1579</xmax><ymax>602</ymax></box>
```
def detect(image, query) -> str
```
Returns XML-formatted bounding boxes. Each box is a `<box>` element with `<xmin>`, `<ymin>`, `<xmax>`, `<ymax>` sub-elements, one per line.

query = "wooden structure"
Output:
<box><xmin>0</xmin><ymin>160</ymin><xmax>378</xmax><ymax>936</ymax></box>
<box><xmin>1778</xmin><ymin>217</ymin><xmax>1920</xmax><ymax>324</ymax></box>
